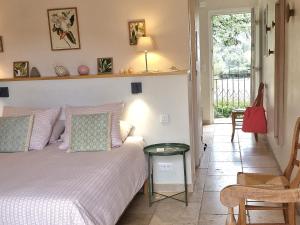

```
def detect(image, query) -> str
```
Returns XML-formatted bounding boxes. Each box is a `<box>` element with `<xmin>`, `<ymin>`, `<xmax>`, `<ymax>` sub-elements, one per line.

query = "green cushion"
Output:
<box><xmin>0</xmin><ymin>115</ymin><xmax>34</xmax><ymax>153</ymax></box>
<box><xmin>69</xmin><ymin>113</ymin><xmax>111</xmax><ymax>152</ymax></box>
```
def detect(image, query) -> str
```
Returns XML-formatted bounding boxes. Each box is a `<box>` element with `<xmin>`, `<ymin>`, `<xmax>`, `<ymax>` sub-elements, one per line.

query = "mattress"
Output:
<box><xmin>0</xmin><ymin>136</ymin><xmax>147</xmax><ymax>225</ymax></box>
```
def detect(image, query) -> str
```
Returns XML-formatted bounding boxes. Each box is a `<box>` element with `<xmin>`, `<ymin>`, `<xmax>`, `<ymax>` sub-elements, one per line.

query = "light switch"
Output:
<box><xmin>160</xmin><ymin>114</ymin><xmax>170</xmax><ymax>124</ymax></box>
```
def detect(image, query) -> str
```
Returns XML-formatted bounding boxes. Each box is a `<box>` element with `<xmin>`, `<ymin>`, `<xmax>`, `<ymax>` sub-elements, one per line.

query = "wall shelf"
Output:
<box><xmin>0</xmin><ymin>70</ymin><xmax>188</xmax><ymax>82</ymax></box>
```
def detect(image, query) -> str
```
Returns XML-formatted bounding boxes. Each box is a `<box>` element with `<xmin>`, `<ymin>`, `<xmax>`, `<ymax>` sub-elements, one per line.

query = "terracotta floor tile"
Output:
<box><xmin>242</xmin><ymin>155</ymin><xmax>278</xmax><ymax>168</ymax></box>
<box><xmin>204</xmin><ymin>175</ymin><xmax>237</xmax><ymax>191</ymax></box>
<box><xmin>242</xmin><ymin>167</ymin><xmax>282</xmax><ymax>175</ymax></box>
<box><xmin>200</xmin><ymin>192</ymin><xmax>227</xmax><ymax>215</ymax></box>
<box><xmin>208</xmin><ymin>162</ymin><xmax>242</xmax><ymax>175</ymax></box>
<box><xmin>149</xmin><ymin>202</ymin><xmax>201</xmax><ymax>225</ymax></box>
<box><xmin>210</xmin><ymin>151</ymin><xmax>241</xmax><ymax>162</ymax></box>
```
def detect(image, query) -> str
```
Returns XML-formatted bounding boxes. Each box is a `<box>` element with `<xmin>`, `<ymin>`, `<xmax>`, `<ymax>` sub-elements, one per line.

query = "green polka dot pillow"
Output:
<box><xmin>68</xmin><ymin>113</ymin><xmax>111</xmax><ymax>152</ymax></box>
<box><xmin>0</xmin><ymin>115</ymin><xmax>34</xmax><ymax>153</ymax></box>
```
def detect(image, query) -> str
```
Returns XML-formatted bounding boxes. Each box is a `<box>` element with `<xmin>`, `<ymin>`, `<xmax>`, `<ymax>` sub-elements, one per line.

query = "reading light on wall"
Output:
<box><xmin>137</xmin><ymin>36</ymin><xmax>154</xmax><ymax>73</ymax></box>
<box><xmin>131</xmin><ymin>82</ymin><xmax>142</xmax><ymax>94</ymax></box>
<box><xmin>0</xmin><ymin>87</ymin><xmax>9</xmax><ymax>97</ymax></box>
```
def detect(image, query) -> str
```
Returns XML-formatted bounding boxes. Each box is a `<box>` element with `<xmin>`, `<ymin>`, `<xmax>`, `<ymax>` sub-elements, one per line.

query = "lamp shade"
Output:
<box><xmin>137</xmin><ymin>36</ymin><xmax>154</xmax><ymax>52</ymax></box>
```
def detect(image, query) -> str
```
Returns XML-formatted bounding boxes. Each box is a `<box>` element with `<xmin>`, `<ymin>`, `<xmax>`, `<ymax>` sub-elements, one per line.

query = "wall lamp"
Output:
<box><xmin>0</xmin><ymin>87</ymin><xmax>9</xmax><ymax>97</ymax></box>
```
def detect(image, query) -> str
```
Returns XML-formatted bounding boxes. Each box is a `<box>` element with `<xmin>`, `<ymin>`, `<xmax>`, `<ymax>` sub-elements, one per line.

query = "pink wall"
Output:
<box><xmin>0</xmin><ymin>0</ymin><xmax>190</xmax><ymax>77</ymax></box>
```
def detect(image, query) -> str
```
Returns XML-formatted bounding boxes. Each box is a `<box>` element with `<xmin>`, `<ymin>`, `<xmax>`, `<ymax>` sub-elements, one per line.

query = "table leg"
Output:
<box><xmin>148</xmin><ymin>154</ymin><xmax>152</xmax><ymax>207</ymax></box>
<box><xmin>183</xmin><ymin>153</ymin><xmax>188</xmax><ymax>206</ymax></box>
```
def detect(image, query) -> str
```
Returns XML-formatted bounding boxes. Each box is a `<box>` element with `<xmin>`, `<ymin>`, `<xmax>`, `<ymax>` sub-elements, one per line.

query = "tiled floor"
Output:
<box><xmin>117</xmin><ymin>124</ymin><xmax>298</xmax><ymax>225</ymax></box>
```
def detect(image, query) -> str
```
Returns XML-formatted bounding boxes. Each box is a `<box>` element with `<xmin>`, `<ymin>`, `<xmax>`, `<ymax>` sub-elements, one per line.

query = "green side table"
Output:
<box><xmin>144</xmin><ymin>143</ymin><xmax>190</xmax><ymax>207</ymax></box>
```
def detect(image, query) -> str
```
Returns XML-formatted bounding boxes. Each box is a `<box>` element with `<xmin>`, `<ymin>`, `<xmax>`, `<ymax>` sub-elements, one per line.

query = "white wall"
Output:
<box><xmin>0</xmin><ymin>74</ymin><xmax>192</xmax><ymax>186</ymax></box>
<box><xmin>199</xmin><ymin>0</ymin><xmax>258</xmax><ymax>123</ymax></box>
<box><xmin>259</xmin><ymin>0</ymin><xmax>300</xmax><ymax>171</ymax></box>
<box><xmin>0</xmin><ymin>0</ymin><xmax>189</xmax><ymax>77</ymax></box>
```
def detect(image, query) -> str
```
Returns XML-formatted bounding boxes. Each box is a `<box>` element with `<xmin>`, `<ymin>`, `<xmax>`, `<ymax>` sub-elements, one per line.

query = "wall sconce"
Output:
<box><xmin>287</xmin><ymin>4</ymin><xmax>295</xmax><ymax>23</ymax></box>
<box><xmin>131</xmin><ymin>82</ymin><xmax>142</xmax><ymax>94</ymax></box>
<box><xmin>137</xmin><ymin>36</ymin><xmax>154</xmax><ymax>73</ymax></box>
<box><xmin>0</xmin><ymin>87</ymin><xmax>9</xmax><ymax>97</ymax></box>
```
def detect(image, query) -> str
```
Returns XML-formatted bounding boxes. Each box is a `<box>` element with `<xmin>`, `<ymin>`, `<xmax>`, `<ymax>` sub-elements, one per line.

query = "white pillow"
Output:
<box><xmin>3</xmin><ymin>106</ymin><xmax>61</xmax><ymax>150</ymax></box>
<box><xmin>120</xmin><ymin>120</ymin><xmax>133</xmax><ymax>142</ymax></box>
<box><xmin>49</xmin><ymin>120</ymin><xmax>65</xmax><ymax>144</ymax></box>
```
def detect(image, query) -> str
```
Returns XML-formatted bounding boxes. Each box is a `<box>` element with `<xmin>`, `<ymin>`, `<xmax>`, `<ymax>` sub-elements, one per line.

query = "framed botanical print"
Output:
<box><xmin>13</xmin><ymin>61</ymin><xmax>29</xmax><ymax>78</ymax></box>
<box><xmin>97</xmin><ymin>58</ymin><xmax>113</xmax><ymax>74</ymax></box>
<box><xmin>128</xmin><ymin>20</ymin><xmax>146</xmax><ymax>45</ymax></box>
<box><xmin>0</xmin><ymin>36</ymin><xmax>3</xmax><ymax>52</ymax></box>
<box><xmin>47</xmin><ymin>7</ymin><xmax>81</xmax><ymax>50</ymax></box>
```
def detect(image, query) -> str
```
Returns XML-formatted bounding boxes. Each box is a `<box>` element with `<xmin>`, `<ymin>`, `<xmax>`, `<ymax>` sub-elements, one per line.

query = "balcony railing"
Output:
<box><xmin>214</xmin><ymin>73</ymin><xmax>251</xmax><ymax>118</ymax></box>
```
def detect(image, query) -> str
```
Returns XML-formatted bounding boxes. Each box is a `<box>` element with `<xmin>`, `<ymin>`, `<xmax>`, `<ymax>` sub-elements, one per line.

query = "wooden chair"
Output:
<box><xmin>231</xmin><ymin>83</ymin><xmax>264</xmax><ymax>142</ymax></box>
<box><xmin>221</xmin><ymin>117</ymin><xmax>300</xmax><ymax>225</ymax></box>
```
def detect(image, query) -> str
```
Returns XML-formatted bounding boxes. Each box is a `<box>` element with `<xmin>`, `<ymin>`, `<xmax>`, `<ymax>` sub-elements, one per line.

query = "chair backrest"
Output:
<box><xmin>283</xmin><ymin>117</ymin><xmax>300</xmax><ymax>188</ymax></box>
<box><xmin>252</xmin><ymin>82</ymin><xmax>265</xmax><ymax>107</ymax></box>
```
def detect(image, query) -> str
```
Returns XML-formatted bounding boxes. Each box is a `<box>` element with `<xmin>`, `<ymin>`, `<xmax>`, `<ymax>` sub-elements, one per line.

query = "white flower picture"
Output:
<box><xmin>47</xmin><ymin>7</ymin><xmax>81</xmax><ymax>50</ymax></box>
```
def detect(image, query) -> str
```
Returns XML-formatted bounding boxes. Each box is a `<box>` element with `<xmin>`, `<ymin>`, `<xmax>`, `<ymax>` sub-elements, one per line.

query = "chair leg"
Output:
<box><xmin>237</xmin><ymin>201</ymin><xmax>246</xmax><ymax>225</ymax></box>
<box><xmin>288</xmin><ymin>203</ymin><xmax>296</xmax><ymax>225</ymax></box>
<box><xmin>283</xmin><ymin>203</ymin><xmax>288</xmax><ymax>224</ymax></box>
<box><xmin>231</xmin><ymin>113</ymin><xmax>236</xmax><ymax>142</ymax></box>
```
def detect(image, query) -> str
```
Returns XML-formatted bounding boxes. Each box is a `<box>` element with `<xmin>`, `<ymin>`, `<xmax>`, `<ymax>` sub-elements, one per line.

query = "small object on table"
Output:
<box><xmin>78</xmin><ymin>65</ymin><xmax>90</xmax><ymax>75</ymax></box>
<box><xmin>30</xmin><ymin>67</ymin><xmax>41</xmax><ymax>77</ymax></box>
<box><xmin>144</xmin><ymin>143</ymin><xmax>190</xmax><ymax>207</ymax></box>
<box><xmin>169</xmin><ymin>66</ymin><xmax>180</xmax><ymax>71</ymax></box>
<box><xmin>128</xmin><ymin>67</ymin><xmax>134</xmax><ymax>74</ymax></box>
<box><xmin>55</xmin><ymin>66</ymin><xmax>70</xmax><ymax>77</ymax></box>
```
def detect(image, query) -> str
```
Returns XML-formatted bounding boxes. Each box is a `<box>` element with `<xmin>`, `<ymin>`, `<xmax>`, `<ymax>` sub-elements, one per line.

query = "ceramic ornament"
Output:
<box><xmin>78</xmin><ymin>65</ymin><xmax>90</xmax><ymax>75</ymax></box>
<box><xmin>30</xmin><ymin>67</ymin><xmax>41</xmax><ymax>77</ymax></box>
<box><xmin>55</xmin><ymin>66</ymin><xmax>70</xmax><ymax>77</ymax></box>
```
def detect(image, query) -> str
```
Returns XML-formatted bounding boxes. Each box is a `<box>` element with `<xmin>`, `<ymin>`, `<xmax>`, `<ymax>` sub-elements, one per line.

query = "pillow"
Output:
<box><xmin>120</xmin><ymin>120</ymin><xmax>133</xmax><ymax>142</ymax></box>
<box><xmin>0</xmin><ymin>115</ymin><xmax>34</xmax><ymax>153</ymax></box>
<box><xmin>49</xmin><ymin>120</ymin><xmax>65</xmax><ymax>144</ymax></box>
<box><xmin>3</xmin><ymin>106</ymin><xmax>61</xmax><ymax>150</ymax></box>
<box><xmin>68</xmin><ymin>113</ymin><xmax>111</xmax><ymax>152</ymax></box>
<box><xmin>60</xmin><ymin>102</ymin><xmax>124</xmax><ymax>150</ymax></box>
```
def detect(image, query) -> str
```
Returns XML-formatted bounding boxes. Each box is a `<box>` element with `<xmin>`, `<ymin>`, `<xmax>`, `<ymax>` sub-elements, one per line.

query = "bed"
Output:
<box><xmin>0</xmin><ymin>136</ymin><xmax>147</xmax><ymax>225</ymax></box>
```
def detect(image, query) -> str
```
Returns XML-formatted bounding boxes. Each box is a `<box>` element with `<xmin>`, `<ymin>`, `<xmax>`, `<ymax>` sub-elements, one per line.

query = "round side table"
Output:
<box><xmin>143</xmin><ymin>143</ymin><xmax>190</xmax><ymax>206</ymax></box>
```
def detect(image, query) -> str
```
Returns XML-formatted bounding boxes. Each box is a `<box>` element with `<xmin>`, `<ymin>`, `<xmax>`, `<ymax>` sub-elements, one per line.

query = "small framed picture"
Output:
<box><xmin>47</xmin><ymin>7</ymin><xmax>81</xmax><ymax>51</ymax></box>
<box><xmin>13</xmin><ymin>61</ymin><xmax>29</xmax><ymax>78</ymax></box>
<box><xmin>0</xmin><ymin>36</ymin><xmax>3</xmax><ymax>52</ymax></box>
<box><xmin>97</xmin><ymin>58</ymin><xmax>113</xmax><ymax>74</ymax></box>
<box><xmin>128</xmin><ymin>20</ymin><xmax>146</xmax><ymax>45</ymax></box>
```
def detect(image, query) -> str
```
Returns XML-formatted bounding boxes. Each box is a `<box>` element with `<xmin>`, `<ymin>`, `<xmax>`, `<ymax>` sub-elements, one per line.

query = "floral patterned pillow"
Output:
<box><xmin>0</xmin><ymin>115</ymin><xmax>34</xmax><ymax>153</ymax></box>
<box><xmin>68</xmin><ymin>113</ymin><xmax>111</xmax><ymax>152</ymax></box>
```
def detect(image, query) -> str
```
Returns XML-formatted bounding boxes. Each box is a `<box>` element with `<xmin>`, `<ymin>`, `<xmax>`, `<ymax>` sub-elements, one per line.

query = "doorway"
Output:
<box><xmin>210</xmin><ymin>11</ymin><xmax>253</xmax><ymax>124</ymax></box>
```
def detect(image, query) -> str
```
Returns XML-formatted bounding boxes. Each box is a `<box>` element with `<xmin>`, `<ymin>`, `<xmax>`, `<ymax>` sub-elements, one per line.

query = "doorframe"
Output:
<box><xmin>188</xmin><ymin>0</ymin><xmax>202</xmax><ymax>187</ymax></box>
<box><xmin>208</xmin><ymin>8</ymin><xmax>253</xmax><ymax>123</ymax></box>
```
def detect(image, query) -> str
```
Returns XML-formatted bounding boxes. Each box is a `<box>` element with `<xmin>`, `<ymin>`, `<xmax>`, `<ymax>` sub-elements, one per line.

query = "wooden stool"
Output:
<box><xmin>231</xmin><ymin>109</ymin><xmax>245</xmax><ymax>142</ymax></box>
<box><xmin>231</xmin><ymin>109</ymin><xmax>258</xmax><ymax>142</ymax></box>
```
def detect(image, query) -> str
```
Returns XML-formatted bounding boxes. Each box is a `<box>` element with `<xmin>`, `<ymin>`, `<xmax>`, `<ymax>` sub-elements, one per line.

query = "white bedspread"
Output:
<box><xmin>0</xmin><ymin>136</ymin><xmax>147</xmax><ymax>225</ymax></box>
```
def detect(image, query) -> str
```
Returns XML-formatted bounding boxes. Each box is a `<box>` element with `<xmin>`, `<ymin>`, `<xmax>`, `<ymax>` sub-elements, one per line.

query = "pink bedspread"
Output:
<box><xmin>0</xmin><ymin>136</ymin><xmax>147</xmax><ymax>225</ymax></box>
